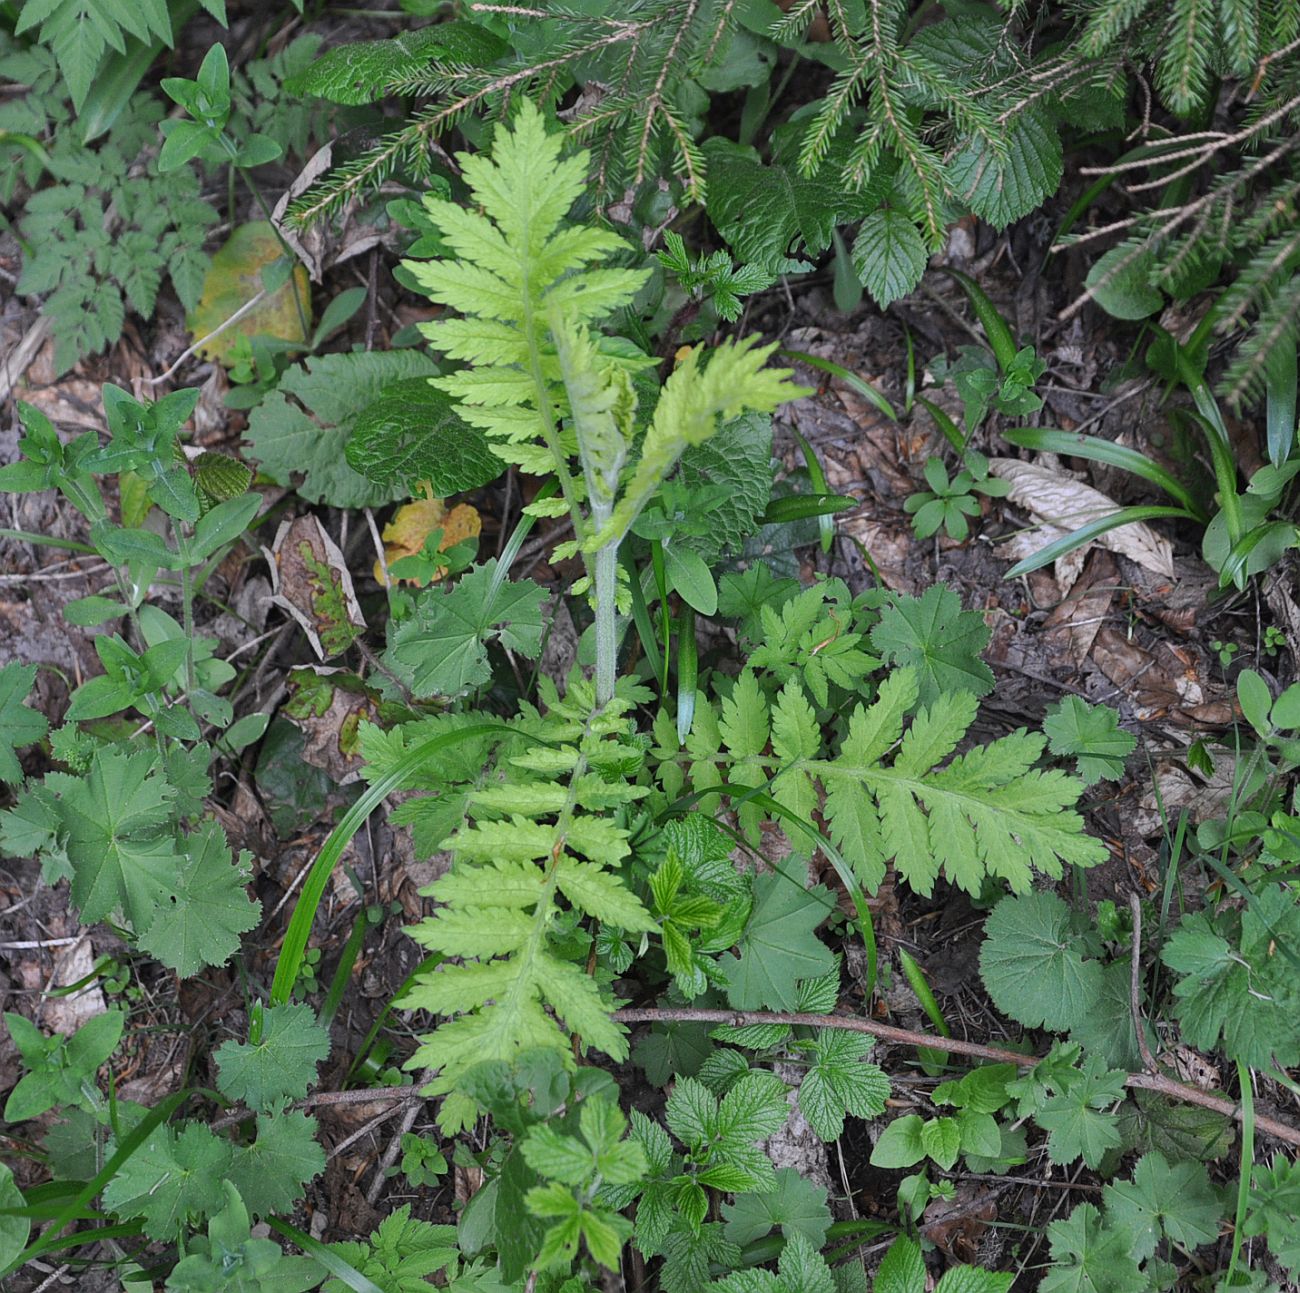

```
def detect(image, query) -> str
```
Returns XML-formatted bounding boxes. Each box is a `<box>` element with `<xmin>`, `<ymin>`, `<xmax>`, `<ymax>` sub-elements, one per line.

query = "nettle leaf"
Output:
<box><xmin>979</xmin><ymin>891</ymin><xmax>1103</xmax><ymax>1031</ymax></box>
<box><xmin>676</xmin><ymin>413</ymin><xmax>774</xmax><ymax>562</ymax></box>
<box><xmin>324</xmin><ymin>1205</ymin><xmax>460</xmax><ymax>1293</ymax></box>
<box><xmin>874</xmin><ymin>1237</ymin><xmax>925</xmax><ymax>1293</ymax></box>
<box><xmin>702</xmin><ymin>139</ymin><xmax>847</xmax><ymax>271</ymax></box>
<box><xmin>852</xmin><ymin>209</ymin><xmax>928</xmax><ymax>308</ymax></box>
<box><xmin>214</xmin><ymin>1002</ymin><xmax>330</xmax><ymax>1111</ymax></box>
<box><xmin>0</xmin><ymin>662</ymin><xmax>48</xmax><ymax>784</ymax></box>
<box><xmin>246</xmin><ymin>351</ymin><xmax>439</xmax><ymax>508</ymax></box>
<box><xmin>1041</xmin><ymin>1202</ymin><xmax>1144</xmax><ymax>1293</ymax></box>
<box><xmin>1117</xmin><ymin>1088</ymin><xmax>1233</xmax><ymax>1163</ymax></box>
<box><xmin>947</xmin><ymin>108</ymin><xmax>1063</xmax><ymax>230</ymax></box>
<box><xmin>717</xmin><ymin>854</ymin><xmax>837</xmax><ymax>1010</ymax></box>
<box><xmin>1043</xmin><ymin>698</ymin><xmax>1135</xmax><ymax>785</ymax></box>
<box><xmin>870</xmin><ymin>585</ymin><xmax>994</xmax><ymax>707</ymax></box>
<box><xmin>346</xmin><ymin>377</ymin><xmax>500</xmax><ymax>497</ymax></box>
<box><xmin>384</xmin><ymin>559</ymin><xmax>547</xmax><ymax>699</ymax></box>
<box><xmin>797</xmin><ymin>1030</ymin><xmax>890</xmax><ymax>1141</ymax></box>
<box><xmin>286</xmin><ymin>20</ymin><xmax>505</xmax><ymax>104</ymax></box>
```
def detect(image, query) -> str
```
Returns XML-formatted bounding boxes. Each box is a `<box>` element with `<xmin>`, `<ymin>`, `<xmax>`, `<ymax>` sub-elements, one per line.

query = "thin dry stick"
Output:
<box><xmin>145</xmin><ymin>288</ymin><xmax>269</xmax><ymax>385</ymax></box>
<box><xmin>211</xmin><ymin>1081</ymin><xmax>423</xmax><ymax>1131</ymax></box>
<box><xmin>330</xmin><ymin>1103</ymin><xmax>408</xmax><ymax>1160</ymax></box>
<box><xmin>612</xmin><ymin>1007</ymin><xmax>1300</xmax><ymax>1149</ymax></box>
<box><xmin>1129</xmin><ymin>892</ymin><xmax>1160</xmax><ymax>1074</ymax></box>
<box><xmin>366</xmin><ymin>1086</ymin><xmax>425</xmax><ymax>1206</ymax></box>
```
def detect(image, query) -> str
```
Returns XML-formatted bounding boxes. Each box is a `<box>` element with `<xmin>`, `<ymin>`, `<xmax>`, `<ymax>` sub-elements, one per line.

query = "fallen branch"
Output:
<box><xmin>613</xmin><ymin>1007</ymin><xmax>1300</xmax><ymax>1150</ymax></box>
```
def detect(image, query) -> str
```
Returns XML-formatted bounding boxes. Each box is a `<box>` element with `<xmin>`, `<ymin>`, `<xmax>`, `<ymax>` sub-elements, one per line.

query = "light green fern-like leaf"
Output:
<box><xmin>401</xmin><ymin>687</ymin><xmax>657</xmax><ymax>1132</ymax></box>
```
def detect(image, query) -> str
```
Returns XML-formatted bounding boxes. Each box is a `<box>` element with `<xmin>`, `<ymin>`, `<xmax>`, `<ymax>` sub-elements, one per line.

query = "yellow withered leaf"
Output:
<box><xmin>186</xmin><ymin>222</ymin><xmax>311</xmax><ymax>366</ymax></box>
<box><xmin>374</xmin><ymin>492</ymin><xmax>482</xmax><ymax>587</ymax></box>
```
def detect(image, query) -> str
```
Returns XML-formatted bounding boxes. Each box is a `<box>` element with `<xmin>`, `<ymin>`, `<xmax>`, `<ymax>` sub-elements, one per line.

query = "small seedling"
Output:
<box><xmin>1211</xmin><ymin>639</ymin><xmax>1239</xmax><ymax>669</ymax></box>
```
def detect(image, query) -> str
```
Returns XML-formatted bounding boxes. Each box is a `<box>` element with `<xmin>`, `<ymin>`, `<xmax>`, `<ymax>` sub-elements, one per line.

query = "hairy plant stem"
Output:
<box><xmin>593</xmin><ymin>541</ymin><xmax>619</xmax><ymax>707</ymax></box>
<box><xmin>176</xmin><ymin>521</ymin><xmax>198</xmax><ymax>699</ymax></box>
<box><xmin>612</xmin><ymin>1007</ymin><xmax>1300</xmax><ymax>1149</ymax></box>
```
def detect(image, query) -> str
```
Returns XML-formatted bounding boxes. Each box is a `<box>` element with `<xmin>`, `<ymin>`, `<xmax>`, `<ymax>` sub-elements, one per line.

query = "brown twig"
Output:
<box><xmin>366</xmin><ymin>1089</ymin><xmax>425</xmax><ymax>1206</ymax></box>
<box><xmin>211</xmin><ymin>1082</ymin><xmax>423</xmax><ymax>1131</ymax></box>
<box><xmin>612</xmin><ymin>1007</ymin><xmax>1300</xmax><ymax>1149</ymax></box>
<box><xmin>1129</xmin><ymin>892</ymin><xmax>1160</xmax><ymax>1074</ymax></box>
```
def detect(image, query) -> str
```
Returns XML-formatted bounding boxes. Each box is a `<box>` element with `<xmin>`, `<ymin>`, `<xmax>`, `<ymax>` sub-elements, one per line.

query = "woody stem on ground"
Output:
<box><xmin>611</xmin><ymin>1007</ymin><xmax>1300</xmax><ymax>1150</ymax></box>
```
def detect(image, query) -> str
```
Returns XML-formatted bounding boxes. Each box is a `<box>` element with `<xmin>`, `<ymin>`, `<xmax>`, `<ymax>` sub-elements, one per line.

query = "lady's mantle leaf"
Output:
<box><xmin>717</xmin><ymin>855</ymin><xmax>836</xmax><ymax>1011</ymax></box>
<box><xmin>1043</xmin><ymin>697</ymin><xmax>1135</xmax><ymax>785</ymax></box>
<box><xmin>214</xmin><ymin>1002</ymin><xmax>330</xmax><ymax>1111</ymax></box>
<box><xmin>870</xmin><ymin>586</ymin><xmax>994</xmax><ymax>707</ymax></box>
<box><xmin>979</xmin><ymin>891</ymin><xmax>1102</xmax><ymax>1031</ymax></box>
<box><xmin>0</xmin><ymin>662</ymin><xmax>47</xmax><ymax>784</ymax></box>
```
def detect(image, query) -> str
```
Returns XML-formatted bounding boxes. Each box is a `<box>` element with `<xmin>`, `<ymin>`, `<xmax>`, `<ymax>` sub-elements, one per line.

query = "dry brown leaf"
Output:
<box><xmin>1042</xmin><ymin>551</ymin><xmax>1117</xmax><ymax>665</ymax></box>
<box><xmin>1133</xmin><ymin>751</ymin><xmax>1238</xmax><ymax>836</ymax></box>
<box><xmin>990</xmin><ymin>456</ymin><xmax>1175</xmax><ymax>579</ymax></box>
<box><xmin>271</xmin><ymin>141</ymin><xmax>396</xmax><ymax>282</ymax></box>
<box><xmin>264</xmin><ymin>515</ymin><xmax>365</xmax><ymax>660</ymax></box>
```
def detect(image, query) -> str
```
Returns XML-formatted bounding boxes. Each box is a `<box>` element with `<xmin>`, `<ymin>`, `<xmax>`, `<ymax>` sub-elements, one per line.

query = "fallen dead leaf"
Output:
<box><xmin>188</xmin><ymin>222</ymin><xmax>311</xmax><ymax>366</ymax></box>
<box><xmin>1042</xmin><ymin>550</ymin><xmax>1117</xmax><ymax>666</ymax></box>
<box><xmin>284</xmin><ymin>666</ymin><xmax>377</xmax><ymax>785</ymax></box>
<box><xmin>264</xmin><ymin>515</ymin><xmax>365</xmax><ymax>659</ymax></box>
<box><xmin>1133</xmin><ymin>751</ymin><xmax>1239</xmax><ymax>836</ymax></box>
<box><xmin>374</xmin><ymin>494</ymin><xmax>481</xmax><ymax>586</ymax></box>
<box><xmin>37</xmin><ymin>934</ymin><xmax>106</xmax><ymax>1035</ymax></box>
<box><xmin>271</xmin><ymin>141</ymin><xmax>399</xmax><ymax>283</ymax></box>
<box><xmin>991</xmin><ymin>456</ymin><xmax>1175</xmax><ymax>580</ymax></box>
<box><xmin>922</xmin><ymin>1183</ymin><xmax>999</xmax><ymax>1264</ymax></box>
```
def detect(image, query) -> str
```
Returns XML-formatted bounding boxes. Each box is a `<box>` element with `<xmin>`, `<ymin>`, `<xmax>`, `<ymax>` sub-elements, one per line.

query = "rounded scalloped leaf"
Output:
<box><xmin>979</xmin><ymin>891</ymin><xmax>1103</xmax><ymax>1032</ymax></box>
<box><xmin>186</xmin><ymin>222</ymin><xmax>310</xmax><ymax>365</ymax></box>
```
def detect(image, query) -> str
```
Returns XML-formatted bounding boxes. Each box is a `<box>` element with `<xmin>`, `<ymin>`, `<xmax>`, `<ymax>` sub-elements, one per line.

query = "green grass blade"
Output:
<box><xmin>0</xmin><ymin>528</ymin><xmax>98</xmax><ymax>553</ymax></box>
<box><xmin>759</xmin><ymin>493</ymin><xmax>856</xmax><ymax>526</ymax></box>
<box><xmin>266</xmin><ymin>1217</ymin><xmax>384</xmax><ymax>1293</ymax></box>
<box><xmin>623</xmin><ymin>554</ymin><xmax>664</xmax><ymax>690</ymax></box>
<box><xmin>270</xmin><ymin>723</ymin><xmax>522</xmax><ymax>1006</ymax></box>
<box><xmin>321</xmin><ymin>905</ymin><xmax>372</xmax><ymax>1025</ymax></box>
<box><xmin>1002</xmin><ymin>506</ymin><xmax>1193</xmax><ymax>578</ymax></box>
<box><xmin>346</xmin><ymin>953</ymin><xmax>442</xmax><ymax>1086</ymax></box>
<box><xmin>897</xmin><ymin>947</ymin><xmax>950</xmax><ymax>1073</ymax></box>
<box><xmin>790</xmin><ymin>424</ymin><xmax>837</xmax><ymax>553</ymax></box>
<box><xmin>916</xmin><ymin>396</ymin><xmax>967</xmax><ymax>456</ymax></box>
<box><xmin>0</xmin><ymin>1091</ymin><xmax>188</xmax><ymax>1277</ymax></box>
<box><xmin>1002</xmin><ymin>427</ymin><xmax>1204</xmax><ymax>518</ymax></box>
<box><xmin>676</xmin><ymin>603</ymin><xmax>697</xmax><ymax>746</ymax></box>
<box><xmin>779</xmin><ymin>349</ymin><xmax>898</xmax><ymax>422</ymax></box>
<box><xmin>1173</xmin><ymin>354</ymin><xmax>1243</xmax><ymax>545</ymax></box>
<box><xmin>943</xmin><ymin>269</ymin><xmax>1017</xmax><ymax>372</ymax></box>
<box><xmin>1264</xmin><ymin>328</ymin><xmax>1298</xmax><ymax>469</ymax></box>
<box><xmin>1225</xmin><ymin>1059</ymin><xmax>1254</xmax><ymax>1290</ymax></box>
<box><xmin>1217</xmin><ymin>520</ymin><xmax>1300</xmax><ymax>590</ymax></box>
